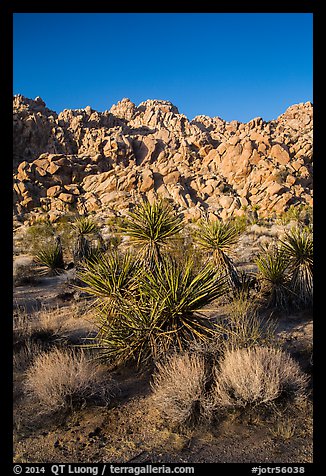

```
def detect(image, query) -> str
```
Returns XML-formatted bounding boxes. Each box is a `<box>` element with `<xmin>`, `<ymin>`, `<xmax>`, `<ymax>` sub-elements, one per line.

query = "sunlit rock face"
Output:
<box><xmin>13</xmin><ymin>95</ymin><xmax>313</xmax><ymax>221</ymax></box>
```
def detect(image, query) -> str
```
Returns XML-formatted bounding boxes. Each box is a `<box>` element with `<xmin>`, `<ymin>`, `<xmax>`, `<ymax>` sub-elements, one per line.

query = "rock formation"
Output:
<box><xmin>13</xmin><ymin>95</ymin><xmax>313</xmax><ymax>222</ymax></box>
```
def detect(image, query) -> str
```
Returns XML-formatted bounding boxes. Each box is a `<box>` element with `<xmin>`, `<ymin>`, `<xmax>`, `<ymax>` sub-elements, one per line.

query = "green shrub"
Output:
<box><xmin>214</xmin><ymin>294</ymin><xmax>277</xmax><ymax>354</ymax></box>
<box><xmin>23</xmin><ymin>221</ymin><xmax>56</xmax><ymax>254</ymax></box>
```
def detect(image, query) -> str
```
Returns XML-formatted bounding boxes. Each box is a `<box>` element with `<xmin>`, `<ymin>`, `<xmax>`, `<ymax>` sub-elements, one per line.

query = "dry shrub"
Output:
<box><xmin>13</xmin><ymin>338</ymin><xmax>43</xmax><ymax>372</ymax></box>
<box><xmin>24</xmin><ymin>348</ymin><xmax>114</xmax><ymax>414</ymax></box>
<box><xmin>13</xmin><ymin>307</ymin><xmax>33</xmax><ymax>344</ymax></box>
<box><xmin>205</xmin><ymin>347</ymin><xmax>308</xmax><ymax>415</ymax></box>
<box><xmin>13</xmin><ymin>305</ymin><xmax>96</xmax><ymax>347</ymax></box>
<box><xmin>13</xmin><ymin>306</ymin><xmax>68</xmax><ymax>346</ymax></box>
<box><xmin>151</xmin><ymin>352</ymin><xmax>207</xmax><ymax>428</ymax></box>
<box><xmin>217</xmin><ymin>295</ymin><xmax>277</xmax><ymax>353</ymax></box>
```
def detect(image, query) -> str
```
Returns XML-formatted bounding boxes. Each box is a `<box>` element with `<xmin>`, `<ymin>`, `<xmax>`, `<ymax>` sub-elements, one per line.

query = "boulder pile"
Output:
<box><xmin>13</xmin><ymin>95</ymin><xmax>313</xmax><ymax>222</ymax></box>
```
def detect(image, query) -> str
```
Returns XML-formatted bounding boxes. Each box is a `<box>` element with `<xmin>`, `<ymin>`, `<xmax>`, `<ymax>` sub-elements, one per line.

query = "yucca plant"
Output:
<box><xmin>255</xmin><ymin>245</ymin><xmax>292</xmax><ymax>310</ymax></box>
<box><xmin>72</xmin><ymin>216</ymin><xmax>104</xmax><ymax>263</ymax></box>
<box><xmin>120</xmin><ymin>197</ymin><xmax>184</xmax><ymax>267</ymax></box>
<box><xmin>280</xmin><ymin>227</ymin><xmax>313</xmax><ymax>307</ymax></box>
<box><xmin>34</xmin><ymin>238</ymin><xmax>65</xmax><ymax>275</ymax></box>
<box><xmin>194</xmin><ymin>218</ymin><xmax>241</xmax><ymax>289</ymax></box>
<box><xmin>88</xmin><ymin>257</ymin><xmax>228</xmax><ymax>367</ymax></box>
<box><xmin>77</xmin><ymin>251</ymin><xmax>140</xmax><ymax>330</ymax></box>
<box><xmin>93</xmin><ymin>299</ymin><xmax>167</xmax><ymax>367</ymax></box>
<box><xmin>72</xmin><ymin>216</ymin><xmax>98</xmax><ymax>236</ymax></box>
<box><xmin>141</xmin><ymin>257</ymin><xmax>229</xmax><ymax>346</ymax></box>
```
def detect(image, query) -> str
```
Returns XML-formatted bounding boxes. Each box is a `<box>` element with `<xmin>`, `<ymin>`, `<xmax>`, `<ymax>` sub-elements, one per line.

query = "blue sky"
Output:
<box><xmin>13</xmin><ymin>13</ymin><xmax>313</xmax><ymax>122</ymax></box>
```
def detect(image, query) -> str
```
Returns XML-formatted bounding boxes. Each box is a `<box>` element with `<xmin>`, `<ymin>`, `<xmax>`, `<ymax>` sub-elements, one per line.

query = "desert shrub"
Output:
<box><xmin>53</xmin><ymin>214</ymin><xmax>76</xmax><ymax>253</ymax></box>
<box><xmin>13</xmin><ymin>305</ymin><xmax>91</xmax><ymax>349</ymax></box>
<box><xmin>193</xmin><ymin>218</ymin><xmax>241</xmax><ymax>289</ymax></box>
<box><xmin>24</xmin><ymin>348</ymin><xmax>114</xmax><ymax>414</ymax></box>
<box><xmin>151</xmin><ymin>352</ymin><xmax>207</xmax><ymax>427</ymax></box>
<box><xmin>22</xmin><ymin>221</ymin><xmax>56</xmax><ymax>254</ymax></box>
<box><xmin>168</xmin><ymin>229</ymin><xmax>204</xmax><ymax>273</ymax></box>
<box><xmin>229</xmin><ymin>214</ymin><xmax>248</xmax><ymax>233</ymax></box>
<box><xmin>13</xmin><ymin>339</ymin><xmax>43</xmax><ymax>372</ymax></box>
<box><xmin>204</xmin><ymin>347</ymin><xmax>308</xmax><ymax>415</ymax></box>
<box><xmin>13</xmin><ymin>307</ymin><xmax>34</xmax><ymax>346</ymax></box>
<box><xmin>278</xmin><ymin>204</ymin><xmax>313</xmax><ymax>227</ymax></box>
<box><xmin>34</xmin><ymin>238</ymin><xmax>65</xmax><ymax>275</ymax></box>
<box><xmin>280</xmin><ymin>227</ymin><xmax>313</xmax><ymax>308</ymax></box>
<box><xmin>120</xmin><ymin>197</ymin><xmax>184</xmax><ymax>267</ymax></box>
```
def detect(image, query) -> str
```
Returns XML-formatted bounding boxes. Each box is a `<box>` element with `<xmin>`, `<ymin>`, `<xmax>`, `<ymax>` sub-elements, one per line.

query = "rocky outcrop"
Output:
<box><xmin>13</xmin><ymin>95</ymin><xmax>313</xmax><ymax>222</ymax></box>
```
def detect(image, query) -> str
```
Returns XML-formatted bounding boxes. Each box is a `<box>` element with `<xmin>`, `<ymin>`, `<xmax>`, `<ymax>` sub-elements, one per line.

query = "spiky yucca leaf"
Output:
<box><xmin>77</xmin><ymin>251</ymin><xmax>140</xmax><ymax>326</ymax></box>
<box><xmin>194</xmin><ymin>219</ymin><xmax>241</xmax><ymax>289</ymax></box>
<box><xmin>139</xmin><ymin>257</ymin><xmax>229</xmax><ymax>350</ymax></box>
<box><xmin>280</xmin><ymin>227</ymin><xmax>313</xmax><ymax>307</ymax></box>
<box><xmin>120</xmin><ymin>198</ymin><xmax>183</xmax><ymax>266</ymax></box>
<box><xmin>93</xmin><ymin>299</ymin><xmax>167</xmax><ymax>367</ymax></box>
<box><xmin>72</xmin><ymin>216</ymin><xmax>98</xmax><ymax>236</ymax></box>
<box><xmin>142</xmin><ymin>257</ymin><xmax>228</xmax><ymax>323</ymax></box>
<box><xmin>255</xmin><ymin>246</ymin><xmax>291</xmax><ymax>310</ymax></box>
<box><xmin>87</xmin><ymin>257</ymin><xmax>228</xmax><ymax>366</ymax></box>
<box><xmin>34</xmin><ymin>241</ymin><xmax>65</xmax><ymax>275</ymax></box>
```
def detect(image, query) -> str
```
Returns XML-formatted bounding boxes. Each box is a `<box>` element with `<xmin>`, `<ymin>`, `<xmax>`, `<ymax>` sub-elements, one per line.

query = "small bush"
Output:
<box><xmin>24</xmin><ymin>348</ymin><xmax>114</xmax><ymax>414</ymax></box>
<box><xmin>151</xmin><ymin>352</ymin><xmax>207</xmax><ymax>427</ymax></box>
<box><xmin>13</xmin><ymin>306</ymin><xmax>95</xmax><ymax>348</ymax></box>
<box><xmin>205</xmin><ymin>347</ymin><xmax>308</xmax><ymax>415</ymax></box>
<box><xmin>22</xmin><ymin>221</ymin><xmax>56</xmax><ymax>254</ymax></box>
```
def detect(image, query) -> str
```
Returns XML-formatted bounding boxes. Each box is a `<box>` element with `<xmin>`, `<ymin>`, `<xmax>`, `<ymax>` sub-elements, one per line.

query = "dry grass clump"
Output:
<box><xmin>13</xmin><ymin>305</ymin><xmax>96</xmax><ymax>347</ymax></box>
<box><xmin>216</xmin><ymin>295</ymin><xmax>277</xmax><ymax>353</ymax></box>
<box><xmin>13</xmin><ymin>306</ymin><xmax>69</xmax><ymax>346</ymax></box>
<box><xmin>151</xmin><ymin>352</ymin><xmax>207</xmax><ymax>428</ymax></box>
<box><xmin>205</xmin><ymin>347</ymin><xmax>308</xmax><ymax>415</ymax></box>
<box><xmin>13</xmin><ymin>339</ymin><xmax>43</xmax><ymax>372</ymax></box>
<box><xmin>24</xmin><ymin>348</ymin><xmax>114</xmax><ymax>414</ymax></box>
